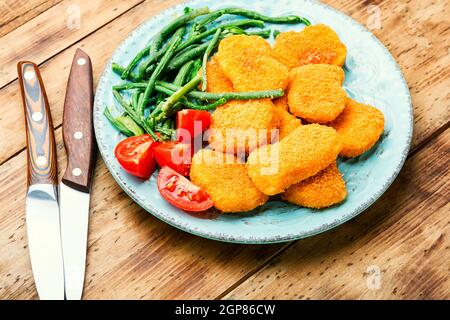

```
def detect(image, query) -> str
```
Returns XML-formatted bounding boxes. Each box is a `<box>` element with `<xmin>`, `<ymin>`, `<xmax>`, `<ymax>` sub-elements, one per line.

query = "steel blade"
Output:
<box><xmin>59</xmin><ymin>182</ymin><xmax>90</xmax><ymax>300</ymax></box>
<box><xmin>25</xmin><ymin>184</ymin><xmax>65</xmax><ymax>300</ymax></box>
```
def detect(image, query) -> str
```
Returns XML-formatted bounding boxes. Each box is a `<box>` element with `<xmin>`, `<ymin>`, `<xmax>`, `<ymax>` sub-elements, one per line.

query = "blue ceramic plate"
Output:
<box><xmin>94</xmin><ymin>0</ymin><xmax>413</xmax><ymax>243</ymax></box>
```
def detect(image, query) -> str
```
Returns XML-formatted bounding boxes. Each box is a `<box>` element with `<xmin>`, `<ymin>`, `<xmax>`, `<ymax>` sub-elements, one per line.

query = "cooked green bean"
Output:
<box><xmin>138</xmin><ymin>27</ymin><xmax>185</xmax><ymax>80</ymax></box>
<box><xmin>137</xmin><ymin>36</ymin><xmax>181</xmax><ymax>116</ymax></box>
<box><xmin>176</xmin><ymin>19</ymin><xmax>265</xmax><ymax>52</ymax></box>
<box><xmin>120</xmin><ymin>44</ymin><xmax>151</xmax><ymax>79</ymax></box>
<box><xmin>201</xmin><ymin>28</ymin><xmax>222</xmax><ymax>91</ymax></box>
<box><xmin>104</xmin><ymin>107</ymin><xmax>136</xmax><ymax>136</ymax></box>
<box><xmin>112</xmin><ymin>63</ymin><xmax>140</xmax><ymax>82</ymax></box>
<box><xmin>167</xmin><ymin>41</ymin><xmax>210</xmax><ymax>71</ymax></box>
<box><xmin>205</xmin><ymin>8</ymin><xmax>310</xmax><ymax>25</ymax></box>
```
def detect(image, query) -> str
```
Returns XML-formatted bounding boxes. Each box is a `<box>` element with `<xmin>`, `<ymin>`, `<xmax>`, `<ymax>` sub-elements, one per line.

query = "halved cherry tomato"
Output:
<box><xmin>152</xmin><ymin>141</ymin><xmax>192</xmax><ymax>176</ymax></box>
<box><xmin>157</xmin><ymin>166</ymin><xmax>214</xmax><ymax>212</ymax></box>
<box><xmin>114</xmin><ymin>134</ymin><xmax>158</xmax><ymax>179</ymax></box>
<box><xmin>176</xmin><ymin>109</ymin><xmax>211</xmax><ymax>142</ymax></box>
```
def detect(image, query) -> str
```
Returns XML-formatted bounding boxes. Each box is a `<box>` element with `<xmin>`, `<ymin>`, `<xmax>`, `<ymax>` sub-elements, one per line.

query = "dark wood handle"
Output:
<box><xmin>61</xmin><ymin>48</ymin><xmax>95</xmax><ymax>193</ymax></box>
<box><xmin>18</xmin><ymin>61</ymin><xmax>58</xmax><ymax>187</ymax></box>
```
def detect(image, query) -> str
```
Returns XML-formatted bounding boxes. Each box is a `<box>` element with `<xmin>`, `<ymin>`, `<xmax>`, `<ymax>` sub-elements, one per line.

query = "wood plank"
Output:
<box><xmin>0</xmin><ymin>0</ymin><xmax>448</xmax><ymax>166</ymax></box>
<box><xmin>0</xmin><ymin>0</ymin><xmax>185</xmax><ymax>164</ymax></box>
<box><xmin>0</xmin><ymin>126</ymin><xmax>283</xmax><ymax>299</ymax></box>
<box><xmin>0</xmin><ymin>0</ymin><xmax>62</xmax><ymax>38</ymax></box>
<box><xmin>0</xmin><ymin>0</ymin><xmax>143</xmax><ymax>89</ymax></box>
<box><xmin>224</xmin><ymin>129</ymin><xmax>450</xmax><ymax>300</ymax></box>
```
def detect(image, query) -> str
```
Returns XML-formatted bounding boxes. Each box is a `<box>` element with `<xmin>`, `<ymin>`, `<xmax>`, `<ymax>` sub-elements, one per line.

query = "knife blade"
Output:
<box><xmin>18</xmin><ymin>61</ymin><xmax>65</xmax><ymax>300</ymax></box>
<box><xmin>60</xmin><ymin>48</ymin><xmax>95</xmax><ymax>300</ymax></box>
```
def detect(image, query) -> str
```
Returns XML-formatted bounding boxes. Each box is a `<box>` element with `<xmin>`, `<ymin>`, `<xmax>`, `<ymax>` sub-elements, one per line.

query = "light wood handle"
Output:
<box><xmin>61</xmin><ymin>48</ymin><xmax>95</xmax><ymax>193</ymax></box>
<box><xmin>18</xmin><ymin>61</ymin><xmax>58</xmax><ymax>187</ymax></box>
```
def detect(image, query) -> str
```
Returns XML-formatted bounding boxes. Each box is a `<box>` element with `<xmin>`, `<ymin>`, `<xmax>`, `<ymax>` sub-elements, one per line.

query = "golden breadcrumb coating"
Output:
<box><xmin>329</xmin><ymin>98</ymin><xmax>385</xmax><ymax>157</ymax></box>
<box><xmin>216</xmin><ymin>35</ymin><xmax>288</xmax><ymax>91</ymax></box>
<box><xmin>208</xmin><ymin>99</ymin><xmax>279</xmax><ymax>155</ymax></box>
<box><xmin>246</xmin><ymin>124</ymin><xmax>342</xmax><ymax>195</ymax></box>
<box><xmin>288</xmin><ymin>64</ymin><xmax>347</xmax><ymax>124</ymax></box>
<box><xmin>190</xmin><ymin>149</ymin><xmax>268</xmax><ymax>212</ymax></box>
<box><xmin>283</xmin><ymin>162</ymin><xmax>347</xmax><ymax>209</ymax></box>
<box><xmin>272</xmin><ymin>24</ymin><xmax>347</xmax><ymax>69</ymax></box>
<box><xmin>204</xmin><ymin>56</ymin><xmax>234</xmax><ymax>93</ymax></box>
<box><xmin>274</xmin><ymin>105</ymin><xmax>302</xmax><ymax>139</ymax></box>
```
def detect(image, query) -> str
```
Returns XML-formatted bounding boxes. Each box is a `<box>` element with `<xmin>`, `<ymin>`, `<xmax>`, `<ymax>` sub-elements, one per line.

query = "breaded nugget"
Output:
<box><xmin>329</xmin><ymin>98</ymin><xmax>385</xmax><ymax>157</ymax></box>
<box><xmin>190</xmin><ymin>149</ymin><xmax>268</xmax><ymax>212</ymax></box>
<box><xmin>272</xmin><ymin>24</ymin><xmax>347</xmax><ymax>69</ymax></box>
<box><xmin>274</xmin><ymin>106</ymin><xmax>302</xmax><ymax>139</ymax></box>
<box><xmin>247</xmin><ymin>124</ymin><xmax>342</xmax><ymax>195</ymax></box>
<box><xmin>216</xmin><ymin>35</ymin><xmax>288</xmax><ymax>91</ymax></box>
<box><xmin>283</xmin><ymin>162</ymin><xmax>347</xmax><ymax>209</ymax></box>
<box><xmin>273</xmin><ymin>94</ymin><xmax>289</xmax><ymax>111</ymax></box>
<box><xmin>288</xmin><ymin>64</ymin><xmax>347</xmax><ymax>124</ymax></box>
<box><xmin>208</xmin><ymin>99</ymin><xmax>279</xmax><ymax>155</ymax></box>
<box><xmin>204</xmin><ymin>56</ymin><xmax>234</xmax><ymax>93</ymax></box>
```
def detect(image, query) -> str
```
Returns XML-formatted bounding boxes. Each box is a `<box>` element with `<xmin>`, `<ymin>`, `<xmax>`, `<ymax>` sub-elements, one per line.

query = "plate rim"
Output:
<box><xmin>93</xmin><ymin>0</ymin><xmax>414</xmax><ymax>244</ymax></box>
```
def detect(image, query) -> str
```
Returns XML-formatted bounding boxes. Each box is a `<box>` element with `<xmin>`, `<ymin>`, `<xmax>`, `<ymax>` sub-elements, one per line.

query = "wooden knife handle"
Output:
<box><xmin>61</xmin><ymin>48</ymin><xmax>95</xmax><ymax>193</ymax></box>
<box><xmin>18</xmin><ymin>61</ymin><xmax>58</xmax><ymax>187</ymax></box>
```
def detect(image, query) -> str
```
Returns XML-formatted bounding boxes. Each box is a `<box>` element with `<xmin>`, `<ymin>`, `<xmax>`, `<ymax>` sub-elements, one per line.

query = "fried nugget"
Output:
<box><xmin>283</xmin><ymin>162</ymin><xmax>347</xmax><ymax>209</ymax></box>
<box><xmin>288</xmin><ymin>64</ymin><xmax>347</xmax><ymax>124</ymax></box>
<box><xmin>247</xmin><ymin>124</ymin><xmax>342</xmax><ymax>195</ymax></box>
<box><xmin>190</xmin><ymin>149</ymin><xmax>268</xmax><ymax>212</ymax></box>
<box><xmin>216</xmin><ymin>35</ymin><xmax>288</xmax><ymax>91</ymax></box>
<box><xmin>329</xmin><ymin>98</ymin><xmax>385</xmax><ymax>157</ymax></box>
<box><xmin>274</xmin><ymin>105</ymin><xmax>302</xmax><ymax>139</ymax></box>
<box><xmin>273</xmin><ymin>94</ymin><xmax>289</xmax><ymax>111</ymax></box>
<box><xmin>272</xmin><ymin>24</ymin><xmax>347</xmax><ymax>69</ymax></box>
<box><xmin>204</xmin><ymin>56</ymin><xmax>234</xmax><ymax>93</ymax></box>
<box><xmin>208</xmin><ymin>99</ymin><xmax>279</xmax><ymax>155</ymax></box>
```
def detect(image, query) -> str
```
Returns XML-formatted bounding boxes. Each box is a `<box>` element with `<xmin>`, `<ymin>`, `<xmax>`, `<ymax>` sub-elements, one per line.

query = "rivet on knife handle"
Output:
<box><xmin>18</xmin><ymin>61</ymin><xmax>58</xmax><ymax>187</ymax></box>
<box><xmin>62</xmin><ymin>48</ymin><xmax>95</xmax><ymax>193</ymax></box>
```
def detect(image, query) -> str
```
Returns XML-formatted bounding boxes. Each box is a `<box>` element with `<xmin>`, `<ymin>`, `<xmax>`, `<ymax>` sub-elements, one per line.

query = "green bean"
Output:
<box><xmin>189</xmin><ymin>59</ymin><xmax>202</xmax><ymax>81</ymax></box>
<box><xmin>176</xmin><ymin>19</ymin><xmax>265</xmax><ymax>52</ymax></box>
<box><xmin>120</xmin><ymin>44</ymin><xmax>151</xmax><ymax>79</ymax></box>
<box><xmin>149</xmin><ymin>7</ymin><xmax>209</xmax><ymax>57</ymax></box>
<box><xmin>273</xmin><ymin>29</ymin><xmax>281</xmax><ymax>38</ymax></box>
<box><xmin>112</xmin><ymin>63</ymin><xmax>140</xmax><ymax>82</ymax></box>
<box><xmin>137</xmin><ymin>36</ymin><xmax>181</xmax><ymax>117</ymax></box>
<box><xmin>154</xmin><ymin>75</ymin><xmax>202</xmax><ymax>122</ymax></box>
<box><xmin>204</xmin><ymin>8</ymin><xmax>310</xmax><ymax>25</ymax></box>
<box><xmin>173</xmin><ymin>61</ymin><xmax>194</xmax><ymax>86</ymax></box>
<box><xmin>138</xmin><ymin>27</ymin><xmax>185</xmax><ymax>80</ymax></box>
<box><xmin>187</xmin><ymin>98</ymin><xmax>227</xmax><ymax>110</ymax></box>
<box><xmin>157</xmin><ymin>81</ymin><xmax>284</xmax><ymax>100</ymax></box>
<box><xmin>131</xmin><ymin>91</ymin><xmax>140</xmax><ymax>110</ymax></box>
<box><xmin>167</xmin><ymin>41</ymin><xmax>210</xmax><ymax>71</ymax></box>
<box><xmin>201</xmin><ymin>28</ymin><xmax>222</xmax><ymax>91</ymax></box>
<box><xmin>223</xmin><ymin>26</ymin><xmax>272</xmax><ymax>39</ymax></box>
<box><xmin>104</xmin><ymin>107</ymin><xmax>135</xmax><ymax>136</ymax></box>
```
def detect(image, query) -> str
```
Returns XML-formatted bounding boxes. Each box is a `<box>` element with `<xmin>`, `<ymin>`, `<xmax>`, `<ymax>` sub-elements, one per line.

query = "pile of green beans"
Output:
<box><xmin>105</xmin><ymin>6</ymin><xmax>310</xmax><ymax>141</ymax></box>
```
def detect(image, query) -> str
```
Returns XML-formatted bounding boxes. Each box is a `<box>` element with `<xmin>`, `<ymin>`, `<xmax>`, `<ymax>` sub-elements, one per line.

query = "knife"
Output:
<box><xmin>60</xmin><ymin>48</ymin><xmax>95</xmax><ymax>300</ymax></box>
<box><xmin>18</xmin><ymin>61</ymin><xmax>65</xmax><ymax>300</ymax></box>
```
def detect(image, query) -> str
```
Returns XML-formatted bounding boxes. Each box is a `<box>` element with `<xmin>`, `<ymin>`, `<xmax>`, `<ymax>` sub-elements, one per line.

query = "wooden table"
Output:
<box><xmin>0</xmin><ymin>0</ymin><xmax>448</xmax><ymax>300</ymax></box>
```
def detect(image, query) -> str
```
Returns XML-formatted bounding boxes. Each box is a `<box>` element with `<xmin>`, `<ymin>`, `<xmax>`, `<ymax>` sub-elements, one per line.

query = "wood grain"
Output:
<box><xmin>62</xmin><ymin>48</ymin><xmax>95</xmax><ymax>193</ymax></box>
<box><xmin>0</xmin><ymin>0</ymin><xmax>62</xmax><ymax>38</ymax></box>
<box><xmin>225</xmin><ymin>129</ymin><xmax>450</xmax><ymax>300</ymax></box>
<box><xmin>0</xmin><ymin>0</ymin><xmax>143</xmax><ymax>89</ymax></box>
<box><xmin>18</xmin><ymin>62</ymin><xmax>58</xmax><ymax>186</ymax></box>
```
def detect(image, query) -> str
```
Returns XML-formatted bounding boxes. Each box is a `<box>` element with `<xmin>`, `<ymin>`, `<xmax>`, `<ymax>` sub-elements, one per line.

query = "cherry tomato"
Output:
<box><xmin>157</xmin><ymin>166</ymin><xmax>214</xmax><ymax>212</ymax></box>
<box><xmin>152</xmin><ymin>141</ymin><xmax>192</xmax><ymax>176</ymax></box>
<box><xmin>176</xmin><ymin>109</ymin><xmax>211</xmax><ymax>142</ymax></box>
<box><xmin>114</xmin><ymin>134</ymin><xmax>158</xmax><ymax>179</ymax></box>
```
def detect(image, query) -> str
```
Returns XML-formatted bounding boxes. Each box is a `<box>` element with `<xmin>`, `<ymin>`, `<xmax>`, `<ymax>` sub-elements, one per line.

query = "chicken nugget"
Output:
<box><xmin>204</xmin><ymin>56</ymin><xmax>234</xmax><ymax>93</ymax></box>
<box><xmin>216</xmin><ymin>35</ymin><xmax>288</xmax><ymax>91</ymax></box>
<box><xmin>288</xmin><ymin>64</ymin><xmax>347</xmax><ymax>124</ymax></box>
<box><xmin>274</xmin><ymin>105</ymin><xmax>302</xmax><ymax>139</ymax></box>
<box><xmin>190</xmin><ymin>149</ymin><xmax>268</xmax><ymax>212</ymax></box>
<box><xmin>273</xmin><ymin>94</ymin><xmax>289</xmax><ymax>111</ymax></box>
<box><xmin>247</xmin><ymin>124</ymin><xmax>342</xmax><ymax>195</ymax></box>
<box><xmin>273</xmin><ymin>24</ymin><xmax>347</xmax><ymax>69</ymax></box>
<box><xmin>329</xmin><ymin>98</ymin><xmax>385</xmax><ymax>157</ymax></box>
<box><xmin>283</xmin><ymin>162</ymin><xmax>347</xmax><ymax>209</ymax></box>
<box><xmin>208</xmin><ymin>99</ymin><xmax>279</xmax><ymax>155</ymax></box>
